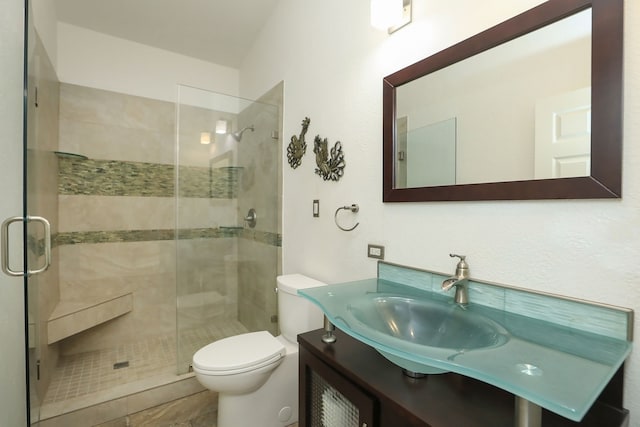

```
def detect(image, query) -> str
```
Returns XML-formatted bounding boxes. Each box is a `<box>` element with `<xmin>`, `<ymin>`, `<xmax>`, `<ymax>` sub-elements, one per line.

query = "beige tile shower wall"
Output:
<box><xmin>28</xmin><ymin>32</ymin><xmax>61</xmax><ymax>399</ymax></box>
<box><xmin>177</xmin><ymin>103</ymin><xmax>238</xmax><ymax>169</ymax></box>
<box><xmin>59</xmin><ymin>194</ymin><xmax>237</xmax><ymax>232</ymax></box>
<box><xmin>58</xmin><ymin>84</ymin><xmax>175</xmax><ymax>164</ymax></box>
<box><xmin>58</xmin><ymin>196</ymin><xmax>174</xmax><ymax>232</ymax></box>
<box><xmin>179</xmin><ymin>198</ymin><xmax>238</xmax><ymax>230</ymax></box>
<box><xmin>236</xmin><ymin>83</ymin><xmax>283</xmax><ymax>333</ymax></box>
<box><xmin>237</xmin><ymin>84</ymin><xmax>281</xmax><ymax>234</ymax></box>
<box><xmin>238</xmin><ymin>239</ymin><xmax>279</xmax><ymax>335</ymax></box>
<box><xmin>57</xmin><ymin>84</ymin><xmax>177</xmax><ymax>355</ymax></box>
<box><xmin>176</xmin><ymin>238</ymin><xmax>239</xmax><ymax>331</ymax></box>
<box><xmin>175</xmin><ymin>90</ymin><xmax>243</xmax><ymax>347</ymax></box>
<box><xmin>58</xmin><ymin>241</ymin><xmax>176</xmax><ymax>355</ymax></box>
<box><xmin>58</xmin><ymin>196</ymin><xmax>237</xmax><ymax>233</ymax></box>
<box><xmin>57</xmin><ymin>84</ymin><xmax>242</xmax><ymax>355</ymax></box>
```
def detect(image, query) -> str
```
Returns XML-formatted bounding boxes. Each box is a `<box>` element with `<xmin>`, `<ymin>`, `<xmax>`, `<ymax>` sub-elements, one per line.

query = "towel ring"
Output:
<box><xmin>334</xmin><ymin>204</ymin><xmax>359</xmax><ymax>232</ymax></box>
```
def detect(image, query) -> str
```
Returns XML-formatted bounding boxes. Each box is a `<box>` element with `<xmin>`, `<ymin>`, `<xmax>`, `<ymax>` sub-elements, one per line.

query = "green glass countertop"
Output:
<box><xmin>299</xmin><ymin>278</ymin><xmax>632</xmax><ymax>422</ymax></box>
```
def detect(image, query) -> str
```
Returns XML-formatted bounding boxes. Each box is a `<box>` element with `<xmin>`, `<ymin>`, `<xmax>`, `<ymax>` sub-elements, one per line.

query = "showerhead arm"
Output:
<box><xmin>232</xmin><ymin>125</ymin><xmax>254</xmax><ymax>141</ymax></box>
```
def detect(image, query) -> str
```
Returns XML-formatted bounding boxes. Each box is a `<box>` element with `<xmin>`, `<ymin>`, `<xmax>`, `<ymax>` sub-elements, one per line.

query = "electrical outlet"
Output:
<box><xmin>367</xmin><ymin>244</ymin><xmax>385</xmax><ymax>260</ymax></box>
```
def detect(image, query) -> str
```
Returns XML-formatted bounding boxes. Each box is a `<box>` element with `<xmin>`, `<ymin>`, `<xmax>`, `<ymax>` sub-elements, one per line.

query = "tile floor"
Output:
<box><xmin>43</xmin><ymin>320</ymin><xmax>248</xmax><ymax>410</ymax></box>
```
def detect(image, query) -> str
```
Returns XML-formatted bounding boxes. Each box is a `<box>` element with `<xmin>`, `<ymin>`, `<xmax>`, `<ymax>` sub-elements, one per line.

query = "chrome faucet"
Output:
<box><xmin>442</xmin><ymin>254</ymin><xmax>469</xmax><ymax>305</ymax></box>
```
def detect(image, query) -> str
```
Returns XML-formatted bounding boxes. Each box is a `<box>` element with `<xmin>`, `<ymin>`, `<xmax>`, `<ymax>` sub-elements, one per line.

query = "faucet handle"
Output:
<box><xmin>449</xmin><ymin>254</ymin><xmax>469</xmax><ymax>277</ymax></box>
<box><xmin>449</xmin><ymin>253</ymin><xmax>465</xmax><ymax>261</ymax></box>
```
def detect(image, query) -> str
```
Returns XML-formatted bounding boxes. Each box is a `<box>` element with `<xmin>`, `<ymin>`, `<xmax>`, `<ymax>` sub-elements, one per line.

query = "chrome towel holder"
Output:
<box><xmin>334</xmin><ymin>204</ymin><xmax>359</xmax><ymax>232</ymax></box>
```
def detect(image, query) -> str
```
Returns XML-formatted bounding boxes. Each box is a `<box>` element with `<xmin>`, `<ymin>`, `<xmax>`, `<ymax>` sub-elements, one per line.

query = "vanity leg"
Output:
<box><xmin>321</xmin><ymin>315</ymin><xmax>336</xmax><ymax>343</ymax></box>
<box><xmin>515</xmin><ymin>396</ymin><xmax>541</xmax><ymax>427</ymax></box>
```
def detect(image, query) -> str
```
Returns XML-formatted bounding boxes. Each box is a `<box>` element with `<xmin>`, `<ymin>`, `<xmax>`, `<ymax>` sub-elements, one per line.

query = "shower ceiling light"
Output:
<box><xmin>200</xmin><ymin>131</ymin><xmax>211</xmax><ymax>145</ymax></box>
<box><xmin>215</xmin><ymin>119</ymin><xmax>228</xmax><ymax>134</ymax></box>
<box><xmin>371</xmin><ymin>0</ymin><xmax>412</xmax><ymax>34</ymax></box>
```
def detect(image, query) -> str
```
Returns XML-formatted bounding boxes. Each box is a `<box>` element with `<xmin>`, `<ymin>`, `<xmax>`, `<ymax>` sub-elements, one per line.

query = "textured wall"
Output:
<box><xmin>240</xmin><ymin>0</ymin><xmax>640</xmax><ymax>421</ymax></box>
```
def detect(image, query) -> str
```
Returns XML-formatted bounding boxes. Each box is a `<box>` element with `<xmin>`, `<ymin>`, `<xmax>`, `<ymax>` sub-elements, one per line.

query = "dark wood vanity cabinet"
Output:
<box><xmin>299</xmin><ymin>342</ymin><xmax>376</xmax><ymax>427</ymax></box>
<box><xmin>298</xmin><ymin>329</ymin><xmax>629</xmax><ymax>427</ymax></box>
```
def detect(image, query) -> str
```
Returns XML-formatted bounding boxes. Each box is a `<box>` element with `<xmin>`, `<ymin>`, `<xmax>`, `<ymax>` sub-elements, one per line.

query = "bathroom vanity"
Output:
<box><xmin>298</xmin><ymin>328</ymin><xmax>629</xmax><ymax>427</ymax></box>
<box><xmin>297</xmin><ymin>262</ymin><xmax>633</xmax><ymax>427</ymax></box>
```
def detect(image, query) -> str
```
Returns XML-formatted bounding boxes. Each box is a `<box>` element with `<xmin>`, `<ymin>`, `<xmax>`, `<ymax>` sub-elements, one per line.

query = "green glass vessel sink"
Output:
<box><xmin>347</xmin><ymin>294</ymin><xmax>509</xmax><ymax>373</ymax></box>
<box><xmin>299</xmin><ymin>278</ymin><xmax>632</xmax><ymax>422</ymax></box>
<box><xmin>349</xmin><ymin>294</ymin><xmax>508</xmax><ymax>350</ymax></box>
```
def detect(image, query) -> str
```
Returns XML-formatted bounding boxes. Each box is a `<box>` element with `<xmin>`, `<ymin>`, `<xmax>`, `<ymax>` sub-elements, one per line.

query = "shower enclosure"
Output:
<box><xmin>22</xmin><ymin>8</ymin><xmax>283</xmax><ymax>420</ymax></box>
<box><xmin>175</xmin><ymin>84</ymin><xmax>281</xmax><ymax>374</ymax></box>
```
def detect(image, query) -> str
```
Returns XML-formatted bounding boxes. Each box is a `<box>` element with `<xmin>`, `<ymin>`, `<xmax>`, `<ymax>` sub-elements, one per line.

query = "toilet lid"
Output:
<box><xmin>192</xmin><ymin>331</ymin><xmax>285</xmax><ymax>374</ymax></box>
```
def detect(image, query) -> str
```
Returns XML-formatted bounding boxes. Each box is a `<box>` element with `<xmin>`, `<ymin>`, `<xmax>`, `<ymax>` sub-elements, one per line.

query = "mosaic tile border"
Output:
<box><xmin>58</xmin><ymin>157</ymin><xmax>241</xmax><ymax>199</ymax></box>
<box><xmin>378</xmin><ymin>261</ymin><xmax>633</xmax><ymax>341</ymax></box>
<box><xmin>53</xmin><ymin>228</ymin><xmax>281</xmax><ymax>247</ymax></box>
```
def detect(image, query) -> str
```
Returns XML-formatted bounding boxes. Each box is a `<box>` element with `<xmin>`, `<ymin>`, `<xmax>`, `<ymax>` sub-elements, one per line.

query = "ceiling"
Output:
<box><xmin>54</xmin><ymin>0</ymin><xmax>279</xmax><ymax>68</ymax></box>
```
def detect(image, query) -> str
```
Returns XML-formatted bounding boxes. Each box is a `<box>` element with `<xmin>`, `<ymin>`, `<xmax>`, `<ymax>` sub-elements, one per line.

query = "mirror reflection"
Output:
<box><xmin>396</xmin><ymin>117</ymin><xmax>457</xmax><ymax>188</ymax></box>
<box><xmin>394</xmin><ymin>9</ymin><xmax>591</xmax><ymax>189</ymax></box>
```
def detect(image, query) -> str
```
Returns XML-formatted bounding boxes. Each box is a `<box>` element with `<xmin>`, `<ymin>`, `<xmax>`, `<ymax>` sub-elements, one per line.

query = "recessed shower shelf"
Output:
<box><xmin>48</xmin><ymin>279</ymin><xmax>133</xmax><ymax>344</ymax></box>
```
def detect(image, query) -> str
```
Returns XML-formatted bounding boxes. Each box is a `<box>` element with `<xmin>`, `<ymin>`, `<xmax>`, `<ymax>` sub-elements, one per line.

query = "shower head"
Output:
<box><xmin>232</xmin><ymin>125</ymin><xmax>255</xmax><ymax>141</ymax></box>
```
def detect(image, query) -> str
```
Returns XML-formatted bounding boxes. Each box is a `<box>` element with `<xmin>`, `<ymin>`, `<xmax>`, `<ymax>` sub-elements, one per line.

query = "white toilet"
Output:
<box><xmin>192</xmin><ymin>274</ymin><xmax>326</xmax><ymax>427</ymax></box>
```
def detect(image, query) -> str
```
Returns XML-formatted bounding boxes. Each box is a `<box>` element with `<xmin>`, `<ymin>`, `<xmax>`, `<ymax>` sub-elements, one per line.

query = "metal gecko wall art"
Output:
<box><xmin>287</xmin><ymin>116</ymin><xmax>346</xmax><ymax>182</ymax></box>
<box><xmin>287</xmin><ymin>117</ymin><xmax>310</xmax><ymax>169</ymax></box>
<box><xmin>313</xmin><ymin>135</ymin><xmax>345</xmax><ymax>181</ymax></box>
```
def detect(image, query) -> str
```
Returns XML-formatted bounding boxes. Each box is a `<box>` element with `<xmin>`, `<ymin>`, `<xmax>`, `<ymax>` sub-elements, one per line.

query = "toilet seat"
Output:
<box><xmin>193</xmin><ymin>331</ymin><xmax>285</xmax><ymax>376</ymax></box>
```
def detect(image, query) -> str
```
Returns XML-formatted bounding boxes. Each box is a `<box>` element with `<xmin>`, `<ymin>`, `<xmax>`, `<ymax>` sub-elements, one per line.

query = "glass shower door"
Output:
<box><xmin>22</xmin><ymin>1</ymin><xmax>59</xmax><ymax>423</ymax></box>
<box><xmin>175</xmin><ymin>85</ymin><xmax>281</xmax><ymax>374</ymax></box>
<box><xmin>25</xmin><ymin>2</ymin><xmax>41</xmax><ymax>424</ymax></box>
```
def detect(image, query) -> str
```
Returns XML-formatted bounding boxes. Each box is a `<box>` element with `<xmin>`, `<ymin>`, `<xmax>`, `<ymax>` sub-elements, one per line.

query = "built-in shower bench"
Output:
<box><xmin>48</xmin><ymin>278</ymin><xmax>132</xmax><ymax>344</ymax></box>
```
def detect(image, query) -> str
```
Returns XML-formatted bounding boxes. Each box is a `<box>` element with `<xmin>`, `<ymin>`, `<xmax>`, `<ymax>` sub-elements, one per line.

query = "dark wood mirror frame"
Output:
<box><xmin>383</xmin><ymin>0</ymin><xmax>622</xmax><ymax>202</ymax></box>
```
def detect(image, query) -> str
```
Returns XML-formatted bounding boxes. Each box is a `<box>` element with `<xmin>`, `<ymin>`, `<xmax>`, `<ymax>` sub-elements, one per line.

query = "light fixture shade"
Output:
<box><xmin>371</xmin><ymin>0</ymin><xmax>403</xmax><ymax>30</ymax></box>
<box><xmin>200</xmin><ymin>131</ymin><xmax>211</xmax><ymax>145</ymax></box>
<box><xmin>215</xmin><ymin>119</ymin><xmax>228</xmax><ymax>134</ymax></box>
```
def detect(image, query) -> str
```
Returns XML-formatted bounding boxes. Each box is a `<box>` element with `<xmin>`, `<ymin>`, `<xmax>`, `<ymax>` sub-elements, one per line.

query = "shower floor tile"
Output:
<box><xmin>42</xmin><ymin>320</ymin><xmax>249</xmax><ymax>412</ymax></box>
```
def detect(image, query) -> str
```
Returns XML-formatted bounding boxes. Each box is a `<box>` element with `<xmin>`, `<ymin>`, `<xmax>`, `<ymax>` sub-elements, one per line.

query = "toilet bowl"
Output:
<box><xmin>192</xmin><ymin>331</ymin><xmax>286</xmax><ymax>394</ymax></box>
<box><xmin>192</xmin><ymin>274</ymin><xmax>326</xmax><ymax>427</ymax></box>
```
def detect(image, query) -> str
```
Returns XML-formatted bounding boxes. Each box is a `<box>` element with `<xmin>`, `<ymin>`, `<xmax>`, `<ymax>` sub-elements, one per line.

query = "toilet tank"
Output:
<box><xmin>277</xmin><ymin>274</ymin><xmax>327</xmax><ymax>342</ymax></box>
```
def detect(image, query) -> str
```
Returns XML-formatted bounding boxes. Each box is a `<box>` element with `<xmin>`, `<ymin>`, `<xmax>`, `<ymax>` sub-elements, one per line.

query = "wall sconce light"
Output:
<box><xmin>200</xmin><ymin>131</ymin><xmax>211</xmax><ymax>145</ymax></box>
<box><xmin>371</xmin><ymin>0</ymin><xmax>412</xmax><ymax>34</ymax></box>
<box><xmin>215</xmin><ymin>119</ymin><xmax>228</xmax><ymax>135</ymax></box>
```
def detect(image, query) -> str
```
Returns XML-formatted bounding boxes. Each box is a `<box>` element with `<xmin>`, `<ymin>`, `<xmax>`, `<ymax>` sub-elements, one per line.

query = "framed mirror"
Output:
<box><xmin>383</xmin><ymin>0</ymin><xmax>622</xmax><ymax>202</ymax></box>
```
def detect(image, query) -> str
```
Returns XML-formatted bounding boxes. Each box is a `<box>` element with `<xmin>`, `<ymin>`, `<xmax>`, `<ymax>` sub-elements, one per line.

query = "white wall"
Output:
<box><xmin>0</xmin><ymin>0</ymin><xmax>28</xmax><ymax>424</ymax></box>
<box><xmin>56</xmin><ymin>22</ymin><xmax>240</xmax><ymax>103</ymax></box>
<box><xmin>240</xmin><ymin>0</ymin><xmax>640</xmax><ymax>421</ymax></box>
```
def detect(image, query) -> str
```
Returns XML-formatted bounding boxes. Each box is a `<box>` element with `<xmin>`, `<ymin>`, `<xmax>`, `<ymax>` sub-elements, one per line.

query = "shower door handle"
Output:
<box><xmin>1</xmin><ymin>216</ymin><xmax>51</xmax><ymax>277</ymax></box>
